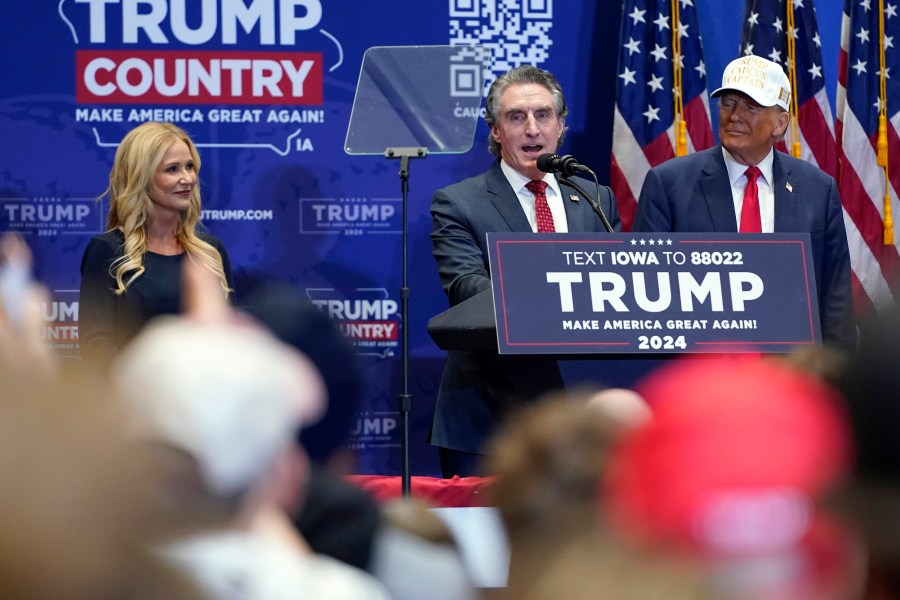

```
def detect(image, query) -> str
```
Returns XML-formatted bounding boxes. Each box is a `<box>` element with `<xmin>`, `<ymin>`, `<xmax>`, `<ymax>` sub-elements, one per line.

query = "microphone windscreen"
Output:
<box><xmin>536</xmin><ymin>153</ymin><xmax>558</xmax><ymax>173</ymax></box>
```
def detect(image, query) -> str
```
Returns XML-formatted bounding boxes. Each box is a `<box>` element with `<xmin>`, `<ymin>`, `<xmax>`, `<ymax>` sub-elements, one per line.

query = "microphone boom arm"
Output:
<box><xmin>559</xmin><ymin>173</ymin><xmax>614</xmax><ymax>234</ymax></box>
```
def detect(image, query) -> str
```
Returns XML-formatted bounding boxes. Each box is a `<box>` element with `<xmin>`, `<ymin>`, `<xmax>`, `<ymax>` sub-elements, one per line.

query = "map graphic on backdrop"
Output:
<box><xmin>62</xmin><ymin>0</ymin><xmax>332</xmax><ymax>156</ymax></box>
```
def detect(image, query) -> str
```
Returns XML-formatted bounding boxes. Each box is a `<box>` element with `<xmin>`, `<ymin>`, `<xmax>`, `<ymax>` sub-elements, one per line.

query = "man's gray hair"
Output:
<box><xmin>484</xmin><ymin>65</ymin><xmax>568</xmax><ymax>157</ymax></box>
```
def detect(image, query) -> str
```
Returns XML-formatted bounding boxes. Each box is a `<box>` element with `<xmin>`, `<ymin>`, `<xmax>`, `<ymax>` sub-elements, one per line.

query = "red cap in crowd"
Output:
<box><xmin>603</xmin><ymin>357</ymin><xmax>852</xmax><ymax>558</ymax></box>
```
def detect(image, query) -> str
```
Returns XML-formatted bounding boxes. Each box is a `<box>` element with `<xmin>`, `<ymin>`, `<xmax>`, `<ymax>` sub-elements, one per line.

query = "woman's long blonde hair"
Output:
<box><xmin>104</xmin><ymin>122</ymin><xmax>230</xmax><ymax>297</ymax></box>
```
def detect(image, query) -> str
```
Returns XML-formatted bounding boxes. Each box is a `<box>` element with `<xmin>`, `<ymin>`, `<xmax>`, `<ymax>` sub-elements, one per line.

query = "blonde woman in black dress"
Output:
<box><xmin>79</xmin><ymin>122</ymin><xmax>233</xmax><ymax>373</ymax></box>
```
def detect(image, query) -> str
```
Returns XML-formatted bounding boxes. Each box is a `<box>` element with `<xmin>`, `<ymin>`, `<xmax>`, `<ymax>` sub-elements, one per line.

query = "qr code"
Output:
<box><xmin>449</xmin><ymin>0</ymin><xmax>554</xmax><ymax>93</ymax></box>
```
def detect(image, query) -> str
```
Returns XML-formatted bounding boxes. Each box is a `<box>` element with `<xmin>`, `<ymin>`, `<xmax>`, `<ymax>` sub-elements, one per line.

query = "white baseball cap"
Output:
<box><xmin>711</xmin><ymin>55</ymin><xmax>791</xmax><ymax>111</ymax></box>
<box><xmin>114</xmin><ymin>318</ymin><xmax>326</xmax><ymax>496</ymax></box>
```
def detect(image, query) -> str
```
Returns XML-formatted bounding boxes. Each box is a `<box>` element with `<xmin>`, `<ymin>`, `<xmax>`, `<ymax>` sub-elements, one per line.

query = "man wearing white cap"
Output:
<box><xmin>633</xmin><ymin>55</ymin><xmax>855</xmax><ymax>352</ymax></box>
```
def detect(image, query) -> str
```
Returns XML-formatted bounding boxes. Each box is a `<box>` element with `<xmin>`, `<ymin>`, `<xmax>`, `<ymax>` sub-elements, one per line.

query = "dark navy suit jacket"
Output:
<box><xmin>632</xmin><ymin>145</ymin><xmax>855</xmax><ymax>351</ymax></box>
<box><xmin>429</xmin><ymin>159</ymin><xmax>620</xmax><ymax>454</ymax></box>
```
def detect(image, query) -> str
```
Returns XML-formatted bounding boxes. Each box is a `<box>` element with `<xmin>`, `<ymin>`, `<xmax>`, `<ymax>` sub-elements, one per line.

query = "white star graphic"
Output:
<box><xmin>773</xmin><ymin>17</ymin><xmax>784</xmax><ymax>32</ymax></box>
<box><xmin>629</xmin><ymin>7</ymin><xmax>646</xmax><ymax>24</ymax></box>
<box><xmin>649</xmin><ymin>239</ymin><xmax>657</xmax><ymax>246</ymax></box>
<box><xmin>879</xmin><ymin>66</ymin><xmax>891</xmax><ymax>79</ymax></box>
<box><xmin>887</xmin><ymin>3</ymin><xmax>897</xmax><ymax>18</ymax></box>
<box><xmin>748</xmin><ymin>11</ymin><xmax>759</xmax><ymax>26</ymax></box>
<box><xmin>695</xmin><ymin>60</ymin><xmax>707</xmax><ymax>77</ymax></box>
<box><xmin>875</xmin><ymin>97</ymin><xmax>884</xmax><ymax>111</ymax></box>
<box><xmin>654</xmin><ymin>13</ymin><xmax>670</xmax><ymax>30</ymax></box>
<box><xmin>808</xmin><ymin>64</ymin><xmax>823</xmax><ymax>79</ymax></box>
<box><xmin>666</xmin><ymin>239</ymin><xmax>673</xmax><ymax>245</ymax></box>
<box><xmin>788</xmin><ymin>26</ymin><xmax>799</xmax><ymax>40</ymax></box>
<box><xmin>680</xmin><ymin>0</ymin><xmax>694</xmax><ymax>8</ymax></box>
<box><xmin>640</xmin><ymin>239</ymin><xmax>647</xmax><ymax>245</ymax></box>
<box><xmin>861</xmin><ymin>0</ymin><xmax>872</xmax><ymax>10</ymax></box>
<box><xmin>624</xmin><ymin>37</ymin><xmax>641</xmax><ymax>55</ymax></box>
<box><xmin>743</xmin><ymin>43</ymin><xmax>755</xmax><ymax>56</ymax></box>
<box><xmin>794</xmin><ymin>0</ymin><xmax>804</xmax><ymax>7</ymax></box>
<box><xmin>650</xmin><ymin>43</ymin><xmax>668</xmax><ymax>62</ymax></box>
<box><xmin>886</xmin><ymin>35</ymin><xmax>895</xmax><ymax>49</ymax></box>
<box><xmin>857</xmin><ymin>28</ymin><xmax>870</xmax><ymax>43</ymax></box>
<box><xmin>643</xmin><ymin>105</ymin><xmax>661</xmax><ymax>123</ymax></box>
<box><xmin>768</xmin><ymin>48</ymin><xmax>782</xmax><ymax>63</ymax></box>
<box><xmin>630</xmin><ymin>239</ymin><xmax>638</xmax><ymax>246</ymax></box>
<box><xmin>619</xmin><ymin>67</ymin><xmax>637</xmax><ymax>85</ymax></box>
<box><xmin>647</xmin><ymin>74</ymin><xmax>665</xmax><ymax>92</ymax></box>
<box><xmin>678</xmin><ymin>22</ymin><xmax>690</xmax><ymax>38</ymax></box>
<box><xmin>852</xmin><ymin>59</ymin><xmax>867</xmax><ymax>75</ymax></box>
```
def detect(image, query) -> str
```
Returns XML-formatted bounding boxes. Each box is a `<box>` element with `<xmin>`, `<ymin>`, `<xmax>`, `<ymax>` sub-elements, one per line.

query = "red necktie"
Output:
<box><xmin>739</xmin><ymin>166</ymin><xmax>762</xmax><ymax>233</ymax></box>
<box><xmin>525</xmin><ymin>180</ymin><xmax>555</xmax><ymax>233</ymax></box>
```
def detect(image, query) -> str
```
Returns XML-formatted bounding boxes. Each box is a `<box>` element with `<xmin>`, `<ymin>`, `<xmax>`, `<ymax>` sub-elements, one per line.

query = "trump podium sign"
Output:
<box><xmin>487</xmin><ymin>233</ymin><xmax>820</xmax><ymax>354</ymax></box>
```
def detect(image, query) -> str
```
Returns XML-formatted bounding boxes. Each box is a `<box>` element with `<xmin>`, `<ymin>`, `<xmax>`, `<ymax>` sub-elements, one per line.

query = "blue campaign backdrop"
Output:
<box><xmin>0</xmin><ymin>1</ymin><xmax>844</xmax><ymax>476</ymax></box>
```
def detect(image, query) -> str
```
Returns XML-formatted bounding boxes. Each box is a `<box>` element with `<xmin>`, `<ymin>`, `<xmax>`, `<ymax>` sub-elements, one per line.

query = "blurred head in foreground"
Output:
<box><xmin>604</xmin><ymin>358</ymin><xmax>859</xmax><ymax>599</ymax></box>
<box><xmin>0</xmin><ymin>363</ymin><xmax>201</xmax><ymax>600</ymax></box>
<box><xmin>836</xmin><ymin>307</ymin><xmax>900</xmax><ymax>596</ymax></box>
<box><xmin>838</xmin><ymin>307</ymin><xmax>900</xmax><ymax>482</ymax></box>
<box><xmin>485</xmin><ymin>392</ymin><xmax>627</xmax><ymax>542</ymax></box>
<box><xmin>113</xmin><ymin>316</ymin><xmax>325</xmax><ymax>530</ymax></box>
<box><xmin>242</xmin><ymin>282</ymin><xmax>363</xmax><ymax>467</ymax></box>
<box><xmin>486</xmin><ymin>391</ymin><xmax>711</xmax><ymax>600</ymax></box>
<box><xmin>369</xmin><ymin>498</ymin><xmax>478</xmax><ymax>600</ymax></box>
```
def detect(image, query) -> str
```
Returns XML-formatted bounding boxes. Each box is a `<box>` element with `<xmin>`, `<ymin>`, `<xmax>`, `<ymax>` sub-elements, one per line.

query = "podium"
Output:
<box><xmin>427</xmin><ymin>232</ymin><xmax>822</xmax><ymax>387</ymax></box>
<box><xmin>427</xmin><ymin>288</ymin><xmax>496</xmax><ymax>352</ymax></box>
<box><xmin>427</xmin><ymin>287</ymin><xmax>668</xmax><ymax>389</ymax></box>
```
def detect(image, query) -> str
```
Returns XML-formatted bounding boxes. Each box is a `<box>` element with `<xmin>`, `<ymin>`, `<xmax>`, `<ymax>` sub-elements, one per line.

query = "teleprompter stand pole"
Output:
<box><xmin>385</xmin><ymin>146</ymin><xmax>427</xmax><ymax>497</ymax></box>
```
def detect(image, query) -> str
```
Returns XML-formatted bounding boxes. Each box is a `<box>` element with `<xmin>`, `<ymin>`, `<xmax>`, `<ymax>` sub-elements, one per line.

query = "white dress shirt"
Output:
<box><xmin>500</xmin><ymin>160</ymin><xmax>569</xmax><ymax>233</ymax></box>
<box><xmin>722</xmin><ymin>147</ymin><xmax>776</xmax><ymax>233</ymax></box>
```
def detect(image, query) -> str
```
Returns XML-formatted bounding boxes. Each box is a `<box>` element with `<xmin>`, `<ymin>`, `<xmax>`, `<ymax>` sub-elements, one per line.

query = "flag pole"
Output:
<box><xmin>671</xmin><ymin>0</ymin><xmax>687</xmax><ymax>156</ymax></box>
<box><xmin>877</xmin><ymin>0</ymin><xmax>893</xmax><ymax>244</ymax></box>
<box><xmin>785</xmin><ymin>0</ymin><xmax>802</xmax><ymax>158</ymax></box>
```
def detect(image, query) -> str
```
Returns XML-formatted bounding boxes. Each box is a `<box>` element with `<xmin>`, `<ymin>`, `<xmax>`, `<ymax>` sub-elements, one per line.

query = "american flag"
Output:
<box><xmin>611</xmin><ymin>0</ymin><xmax>714</xmax><ymax>231</ymax></box>
<box><xmin>836</xmin><ymin>0</ymin><xmax>900</xmax><ymax>313</ymax></box>
<box><xmin>739</xmin><ymin>0</ymin><xmax>838</xmax><ymax>179</ymax></box>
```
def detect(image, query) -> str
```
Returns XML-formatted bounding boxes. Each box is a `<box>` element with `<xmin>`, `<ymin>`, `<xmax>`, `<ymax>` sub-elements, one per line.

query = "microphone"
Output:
<box><xmin>536</xmin><ymin>153</ymin><xmax>593</xmax><ymax>177</ymax></box>
<box><xmin>536</xmin><ymin>153</ymin><xmax>614</xmax><ymax>234</ymax></box>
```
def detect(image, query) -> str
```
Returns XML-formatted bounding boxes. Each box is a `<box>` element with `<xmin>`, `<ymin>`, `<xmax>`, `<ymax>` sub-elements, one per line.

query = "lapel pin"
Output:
<box><xmin>569</xmin><ymin>194</ymin><xmax>580</xmax><ymax>202</ymax></box>
<box><xmin>785</xmin><ymin>182</ymin><xmax>793</xmax><ymax>193</ymax></box>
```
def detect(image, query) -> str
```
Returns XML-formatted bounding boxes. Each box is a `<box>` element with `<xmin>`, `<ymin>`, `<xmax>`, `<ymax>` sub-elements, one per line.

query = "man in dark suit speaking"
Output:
<box><xmin>429</xmin><ymin>65</ymin><xmax>621</xmax><ymax>477</ymax></box>
<box><xmin>633</xmin><ymin>55</ymin><xmax>856</xmax><ymax>352</ymax></box>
